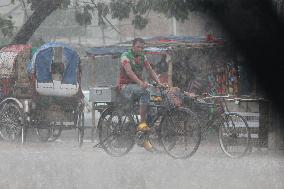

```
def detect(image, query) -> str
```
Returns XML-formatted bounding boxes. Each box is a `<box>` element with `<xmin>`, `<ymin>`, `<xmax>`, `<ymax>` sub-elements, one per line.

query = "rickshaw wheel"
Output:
<box><xmin>35</xmin><ymin>122</ymin><xmax>62</xmax><ymax>142</ymax></box>
<box><xmin>0</xmin><ymin>102</ymin><xmax>24</xmax><ymax>142</ymax></box>
<box><xmin>36</xmin><ymin>124</ymin><xmax>51</xmax><ymax>142</ymax></box>
<box><xmin>48</xmin><ymin>126</ymin><xmax>63</xmax><ymax>142</ymax></box>
<box><xmin>76</xmin><ymin>111</ymin><xmax>85</xmax><ymax>147</ymax></box>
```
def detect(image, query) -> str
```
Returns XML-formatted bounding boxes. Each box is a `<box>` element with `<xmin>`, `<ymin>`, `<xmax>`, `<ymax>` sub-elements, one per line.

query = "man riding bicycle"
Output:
<box><xmin>117</xmin><ymin>38</ymin><xmax>164</xmax><ymax>150</ymax></box>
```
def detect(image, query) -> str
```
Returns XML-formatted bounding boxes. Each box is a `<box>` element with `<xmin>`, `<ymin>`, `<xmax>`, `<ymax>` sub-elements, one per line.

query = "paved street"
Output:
<box><xmin>0</xmin><ymin>127</ymin><xmax>283</xmax><ymax>189</ymax></box>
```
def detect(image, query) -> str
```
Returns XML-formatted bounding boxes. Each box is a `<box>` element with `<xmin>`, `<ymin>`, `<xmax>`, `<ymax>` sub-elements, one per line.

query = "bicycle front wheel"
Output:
<box><xmin>97</xmin><ymin>107</ymin><xmax>136</xmax><ymax>157</ymax></box>
<box><xmin>218</xmin><ymin>113</ymin><xmax>251</xmax><ymax>158</ymax></box>
<box><xmin>161</xmin><ymin>107</ymin><xmax>201</xmax><ymax>159</ymax></box>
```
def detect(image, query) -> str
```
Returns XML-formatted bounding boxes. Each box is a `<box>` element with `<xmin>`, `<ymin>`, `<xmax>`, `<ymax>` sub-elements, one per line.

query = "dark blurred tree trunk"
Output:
<box><xmin>11</xmin><ymin>0</ymin><xmax>63</xmax><ymax>44</ymax></box>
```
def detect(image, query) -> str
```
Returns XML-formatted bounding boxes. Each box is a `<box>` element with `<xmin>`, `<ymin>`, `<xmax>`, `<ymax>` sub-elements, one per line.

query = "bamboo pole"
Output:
<box><xmin>91</xmin><ymin>56</ymin><xmax>96</xmax><ymax>141</ymax></box>
<box><xmin>167</xmin><ymin>54</ymin><xmax>173</xmax><ymax>86</ymax></box>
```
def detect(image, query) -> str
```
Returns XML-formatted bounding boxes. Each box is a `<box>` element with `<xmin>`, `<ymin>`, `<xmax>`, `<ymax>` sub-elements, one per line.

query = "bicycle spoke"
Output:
<box><xmin>98</xmin><ymin>107</ymin><xmax>135</xmax><ymax>157</ymax></box>
<box><xmin>161</xmin><ymin>108</ymin><xmax>201</xmax><ymax>159</ymax></box>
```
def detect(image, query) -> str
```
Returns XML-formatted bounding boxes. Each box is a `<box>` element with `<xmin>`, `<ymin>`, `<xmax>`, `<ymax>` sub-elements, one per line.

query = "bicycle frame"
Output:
<box><xmin>197</xmin><ymin>97</ymin><xmax>227</xmax><ymax>133</ymax></box>
<box><xmin>189</xmin><ymin>94</ymin><xmax>251</xmax><ymax>158</ymax></box>
<box><xmin>201</xmin><ymin>95</ymin><xmax>241</xmax><ymax>134</ymax></box>
<box><xmin>110</xmin><ymin>84</ymin><xmax>175</xmax><ymax>125</ymax></box>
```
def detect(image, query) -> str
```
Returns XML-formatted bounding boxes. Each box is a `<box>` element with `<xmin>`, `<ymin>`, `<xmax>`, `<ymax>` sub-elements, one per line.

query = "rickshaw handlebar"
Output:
<box><xmin>148</xmin><ymin>83</ymin><xmax>168</xmax><ymax>91</ymax></box>
<box><xmin>203</xmin><ymin>93</ymin><xmax>232</xmax><ymax>99</ymax></box>
<box><xmin>149</xmin><ymin>83</ymin><xmax>234</xmax><ymax>101</ymax></box>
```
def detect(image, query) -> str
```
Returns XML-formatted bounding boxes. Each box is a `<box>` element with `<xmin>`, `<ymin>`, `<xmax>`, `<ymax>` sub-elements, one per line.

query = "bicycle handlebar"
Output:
<box><xmin>148</xmin><ymin>82</ymin><xmax>169</xmax><ymax>92</ymax></box>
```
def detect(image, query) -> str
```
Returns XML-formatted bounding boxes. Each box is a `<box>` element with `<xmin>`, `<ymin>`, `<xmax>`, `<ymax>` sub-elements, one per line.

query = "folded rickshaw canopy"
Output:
<box><xmin>28</xmin><ymin>42</ymin><xmax>80</xmax><ymax>85</ymax></box>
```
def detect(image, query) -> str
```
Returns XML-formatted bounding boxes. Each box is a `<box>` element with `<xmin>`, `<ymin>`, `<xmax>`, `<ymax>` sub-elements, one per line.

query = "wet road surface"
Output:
<box><xmin>0</xmin><ymin>129</ymin><xmax>283</xmax><ymax>189</ymax></box>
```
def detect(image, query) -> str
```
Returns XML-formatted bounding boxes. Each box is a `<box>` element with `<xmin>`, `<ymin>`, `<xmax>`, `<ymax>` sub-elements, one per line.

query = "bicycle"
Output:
<box><xmin>185</xmin><ymin>93</ymin><xmax>251</xmax><ymax>158</ymax></box>
<box><xmin>95</xmin><ymin>84</ymin><xmax>201</xmax><ymax>159</ymax></box>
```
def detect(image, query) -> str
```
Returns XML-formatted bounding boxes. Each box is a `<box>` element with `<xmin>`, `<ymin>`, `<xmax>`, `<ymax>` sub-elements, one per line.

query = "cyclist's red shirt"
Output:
<box><xmin>117</xmin><ymin>50</ymin><xmax>151</xmax><ymax>89</ymax></box>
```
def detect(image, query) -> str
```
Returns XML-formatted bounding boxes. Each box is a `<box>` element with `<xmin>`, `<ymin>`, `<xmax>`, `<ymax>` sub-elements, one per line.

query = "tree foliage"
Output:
<box><xmin>0</xmin><ymin>0</ymin><xmax>16</xmax><ymax>38</ymax></box>
<box><xmin>27</xmin><ymin>0</ymin><xmax>70</xmax><ymax>10</ymax></box>
<box><xmin>84</xmin><ymin>0</ymin><xmax>227</xmax><ymax>29</ymax></box>
<box><xmin>96</xmin><ymin>2</ymin><xmax>109</xmax><ymax>26</ymax></box>
<box><xmin>7</xmin><ymin>0</ymin><xmax>228</xmax><ymax>44</ymax></box>
<box><xmin>109</xmin><ymin>0</ymin><xmax>132</xmax><ymax>20</ymax></box>
<box><xmin>75</xmin><ymin>5</ymin><xmax>93</xmax><ymax>26</ymax></box>
<box><xmin>0</xmin><ymin>16</ymin><xmax>14</xmax><ymax>38</ymax></box>
<box><xmin>11</xmin><ymin>0</ymin><xmax>64</xmax><ymax>44</ymax></box>
<box><xmin>7</xmin><ymin>0</ymin><xmax>277</xmax><ymax>44</ymax></box>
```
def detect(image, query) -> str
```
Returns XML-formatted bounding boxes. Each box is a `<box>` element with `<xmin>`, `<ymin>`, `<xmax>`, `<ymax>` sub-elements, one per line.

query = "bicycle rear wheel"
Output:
<box><xmin>218</xmin><ymin>113</ymin><xmax>251</xmax><ymax>158</ymax></box>
<box><xmin>97</xmin><ymin>107</ymin><xmax>136</xmax><ymax>157</ymax></box>
<box><xmin>161</xmin><ymin>107</ymin><xmax>201</xmax><ymax>159</ymax></box>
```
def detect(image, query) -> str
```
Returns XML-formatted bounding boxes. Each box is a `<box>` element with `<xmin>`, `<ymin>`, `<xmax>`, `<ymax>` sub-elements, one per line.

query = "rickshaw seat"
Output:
<box><xmin>36</xmin><ymin>80</ymin><xmax>79</xmax><ymax>97</ymax></box>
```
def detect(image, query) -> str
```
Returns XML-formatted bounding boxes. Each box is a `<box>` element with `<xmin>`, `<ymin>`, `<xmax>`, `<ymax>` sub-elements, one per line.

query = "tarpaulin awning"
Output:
<box><xmin>86</xmin><ymin>35</ymin><xmax>225</xmax><ymax>57</ymax></box>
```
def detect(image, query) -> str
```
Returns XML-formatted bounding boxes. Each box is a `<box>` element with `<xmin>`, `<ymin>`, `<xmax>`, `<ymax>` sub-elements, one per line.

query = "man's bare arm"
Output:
<box><xmin>123</xmin><ymin>63</ymin><xmax>148</xmax><ymax>88</ymax></box>
<box><xmin>146</xmin><ymin>64</ymin><xmax>161</xmax><ymax>84</ymax></box>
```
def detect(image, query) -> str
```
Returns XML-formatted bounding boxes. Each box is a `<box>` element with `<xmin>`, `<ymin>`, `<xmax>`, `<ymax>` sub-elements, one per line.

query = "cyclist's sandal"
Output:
<box><xmin>143</xmin><ymin>140</ymin><xmax>154</xmax><ymax>152</ymax></box>
<box><xmin>137</xmin><ymin>122</ymin><xmax>150</xmax><ymax>132</ymax></box>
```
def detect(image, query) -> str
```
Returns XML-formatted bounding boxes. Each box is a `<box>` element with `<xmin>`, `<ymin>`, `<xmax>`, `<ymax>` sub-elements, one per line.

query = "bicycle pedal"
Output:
<box><xmin>135</xmin><ymin>131</ymin><xmax>147</xmax><ymax>146</ymax></box>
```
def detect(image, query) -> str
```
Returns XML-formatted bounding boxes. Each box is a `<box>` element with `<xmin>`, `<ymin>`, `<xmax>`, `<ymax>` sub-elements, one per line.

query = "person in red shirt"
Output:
<box><xmin>117</xmin><ymin>38</ymin><xmax>164</xmax><ymax>149</ymax></box>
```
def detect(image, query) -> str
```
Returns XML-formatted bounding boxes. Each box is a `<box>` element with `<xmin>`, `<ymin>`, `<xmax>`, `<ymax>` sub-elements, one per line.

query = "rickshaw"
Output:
<box><xmin>0</xmin><ymin>42</ymin><xmax>85</xmax><ymax>146</ymax></box>
<box><xmin>0</xmin><ymin>44</ymin><xmax>32</xmax><ymax>143</ymax></box>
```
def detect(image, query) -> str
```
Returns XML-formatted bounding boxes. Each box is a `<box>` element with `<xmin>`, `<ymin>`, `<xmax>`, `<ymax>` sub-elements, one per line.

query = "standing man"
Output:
<box><xmin>117</xmin><ymin>38</ymin><xmax>164</xmax><ymax>149</ymax></box>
